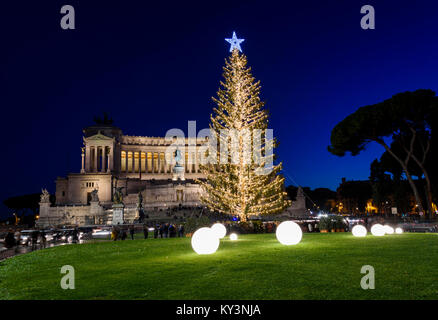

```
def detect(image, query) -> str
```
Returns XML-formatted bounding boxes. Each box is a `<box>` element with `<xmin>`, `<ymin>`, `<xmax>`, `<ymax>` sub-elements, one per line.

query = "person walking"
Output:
<box><xmin>154</xmin><ymin>224</ymin><xmax>159</xmax><ymax>238</ymax></box>
<box><xmin>121</xmin><ymin>229</ymin><xmax>127</xmax><ymax>240</ymax></box>
<box><xmin>178</xmin><ymin>224</ymin><xmax>184</xmax><ymax>237</ymax></box>
<box><xmin>143</xmin><ymin>225</ymin><xmax>149</xmax><ymax>239</ymax></box>
<box><xmin>72</xmin><ymin>228</ymin><xmax>79</xmax><ymax>243</ymax></box>
<box><xmin>129</xmin><ymin>225</ymin><xmax>135</xmax><ymax>240</ymax></box>
<box><xmin>31</xmin><ymin>230</ymin><xmax>39</xmax><ymax>250</ymax></box>
<box><xmin>14</xmin><ymin>230</ymin><xmax>21</xmax><ymax>246</ymax></box>
<box><xmin>40</xmin><ymin>230</ymin><xmax>47</xmax><ymax>248</ymax></box>
<box><xmin>159</xmin><ymin>224</ymin><xmax>164</xmax><ymax>238</ymax></box>
<box><xmin>163</xmin><ymin>223</ymin><xmax>169</xmax><ymax>238</ymax></box>
<box><xmin>308</xmin><ymin>223</ymin><xmax>313</xmax><ymax>233</ymax></box>
<box><xmin>14</xmin><ymin>230</ymin><xmax>21</xmax><ymax>252</ymax></box>
<box><xmin>4</xmin><ymin>229</ymin><xmax>16</xmax><ymax>249</ymax></box>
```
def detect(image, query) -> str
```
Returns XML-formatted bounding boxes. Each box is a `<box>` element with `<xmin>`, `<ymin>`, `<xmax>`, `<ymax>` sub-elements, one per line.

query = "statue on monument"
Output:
<box><xmin>90</xmin><ymin>189</ymin><xmax>99</xmax><ymax>202</ymax></box>
<box><xmin>40</xmin><ymin>189</ymin><xmax>50</xmax><ymax>203</ymax></box>
<box><xmin>112</xmin><ymin>186</ymin><xmax>125</xmax><ymax>225</ymax></box>
<box><xmin>172</xmin><ymin>147</ymin><xmax>185</xmax><ymax>181</ymax></box>
<box><xmin>174</xmin><ymin>148</ymin><xmax>182</xmax><ymax>167</ymax></box>
<box><xmin>113</xmin><ymin>186</ymin><xmax>124</xmax><ymax>204</ymax></box>
<box><xmin>137</xmin><ymin>191</ymin><xmax>145</xmax><ymax>222</ymax></box>
<box><xmin>137</xmin><ymin>191</ymin><xmax>143</xmax><ymax>207</ymax></box>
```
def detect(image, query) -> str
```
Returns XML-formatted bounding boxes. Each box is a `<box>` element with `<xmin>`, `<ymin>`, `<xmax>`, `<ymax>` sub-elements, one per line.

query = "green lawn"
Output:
<box><xmin>1</xmin><ymin>233</ymin><xmax>437</xmax><ymax>300</ymax></box>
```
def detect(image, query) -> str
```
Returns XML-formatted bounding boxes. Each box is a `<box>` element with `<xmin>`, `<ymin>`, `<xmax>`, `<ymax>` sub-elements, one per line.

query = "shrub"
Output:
<box><xmin>184</xmin><ymin>216</ymin><xmax>211</xmax><ymax>234</ymax></box>
<box><xmin>252</xmin><ymin>220</ymin><xmax>264</xmax><ymax>233</ymax></box>
<box><xmin>238</xmin><ymin>222</ymin><xmax>252</xmax><ymax>234</ymax></box>
<box><xmin>264</xmin><ymin>222</ymin><xmax>275</xmax><ymax>233</ymax></box>
<box><xmin>334</xmin><ymin>215</ymin><xmax>347</xmax><ymax>230</ymax></box>
<box><xmin>318</xmin><ymin>217</ymin><xmax>332</xmax><ymax>231</ymax></box>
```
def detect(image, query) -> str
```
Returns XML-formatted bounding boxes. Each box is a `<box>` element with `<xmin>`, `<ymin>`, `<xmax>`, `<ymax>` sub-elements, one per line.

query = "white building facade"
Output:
<box><xmin>37</xmin><ymin>123</ymin><xmax>206</xmax><ymax>227</ymax></box>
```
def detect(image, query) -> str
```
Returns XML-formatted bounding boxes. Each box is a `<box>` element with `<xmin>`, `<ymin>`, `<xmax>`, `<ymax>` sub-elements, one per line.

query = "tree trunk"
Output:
<box><xmin>424</xmin><ymin>184</ymin><xmax>434</xmax><ymax>219</ymax></box>
<box><xmin>377</xmin><ymin>140</ymin><xmax>425</xmax><ymax>216</ymax></box>
<box><xmin>410</xmin><ymin>155</ymin><xmax>434</xmax><ymax>217</ymax></box>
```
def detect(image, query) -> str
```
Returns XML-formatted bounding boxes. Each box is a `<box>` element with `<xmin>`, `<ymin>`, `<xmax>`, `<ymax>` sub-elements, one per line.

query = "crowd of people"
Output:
<box><xmin>110</xmin><ymin>223</ymin><xmax>185</xmax><ymax>241</ymax></box>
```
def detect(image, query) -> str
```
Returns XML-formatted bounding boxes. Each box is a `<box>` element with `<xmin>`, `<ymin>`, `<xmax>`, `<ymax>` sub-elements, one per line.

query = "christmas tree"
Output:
<box><xmin>198</xmin><ymin>39</ymin><xmax>290</xmax><ymax>222</ymax></box>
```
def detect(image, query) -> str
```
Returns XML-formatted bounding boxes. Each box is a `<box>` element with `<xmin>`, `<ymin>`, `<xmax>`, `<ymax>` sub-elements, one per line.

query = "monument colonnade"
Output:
<box><xmin>120</xmin><ymin>148</ymin><xmax>201</xmax><ymax>174</ymax></box>
<box><xmin>81</xmin><ymin>145</ymin><xmax>203</xmax><ymax>175</ymax></box>
<box><xmin>83</xmin><ymin>145</ymin><xmax>114</xmax><ymax>173</ymax></box>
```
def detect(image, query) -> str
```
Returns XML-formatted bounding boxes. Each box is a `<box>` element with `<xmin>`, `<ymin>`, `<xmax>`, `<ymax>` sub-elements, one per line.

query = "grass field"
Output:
<box><xmin>1</xmin><ymin>233</ymin><xmax>437</xmax><ymax>300</ymax></box>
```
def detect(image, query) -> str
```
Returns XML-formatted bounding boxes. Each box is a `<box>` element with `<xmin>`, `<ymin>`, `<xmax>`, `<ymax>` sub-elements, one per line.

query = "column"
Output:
<box><xmin>195</xmin><ymin>149</ymin><xmax>199</xmax><ymax>173</ymax></box>
<box><xmin>144</xmin><ymin>152</ymin><xmax>148</xmax><ymax>173</ymax></box>
<box><xmin>81</xmin><ymin>148</ymin><xmax>85</xmax><ymax>174</ymax></box>
<box><xmin>141</xmin><ymin>152</ymin><xmax>146</xmax><ymax>173</ymax></box>
<box><xmin>139</xmin><ymin>151</ymin><xmax>142</xmax><ymax>179</ymax></box>
<box><xmin>157</xmin><ymin>152</ymin><xmax>161</xmax><ymax>173</ymax></box>
<box><xmin>107</xmin><ymin>147</ymin><xmax>111</xmax><ymax>173</ymax></box>
<box><xmin>125</xmin><ymin>150</ymin><xmax>129</xmax><ymax>173</ymax></box>
<box><xmin>94</xmin><ymin>146</ymin><xmax>98</xmax><ymax>172</ymax></box>
<box><xmin>101</xmin><ymin>147</ymin><xmax>106</xmax><ymax>173</ymax></box>
<box><xmin>166</xmin><ymin>153</ymin><xmax>171</xmax><ymax>173</ymax></box>
<box><xmin>108</xmin><ymin>147</ymin><xmax>113</xmax><ymax>171</ymax></box>
<box><xmin>132</xmin><ymin>151</ymin><xmax>135</xmax><ymax>173</ymax></box>
<box><xmin>151</xmin><ymin>152</ymin><xmax>155</xmax><ymax>173</ymax></box>
<box><xmin>162</xmin><ymin>153</ymin><xmax>167</xmax><ymax>173</ymax></box>
<box><xmin>85</xmin><ymin>145</ymin><xmax>91</xmax><ymax>172</ymax></box>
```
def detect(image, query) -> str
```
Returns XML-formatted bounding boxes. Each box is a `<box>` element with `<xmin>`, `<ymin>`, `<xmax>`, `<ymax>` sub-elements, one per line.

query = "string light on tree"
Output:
<box><xmin>197</xmin><ymin>33</ymin><xmax>290</xmax><ymax>222</ymax></box>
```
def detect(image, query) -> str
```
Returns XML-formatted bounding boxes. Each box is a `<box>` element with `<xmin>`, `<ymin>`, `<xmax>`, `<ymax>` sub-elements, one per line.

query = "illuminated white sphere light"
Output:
<box><xmin>384</xmin><ymin>225</ymin><xmax>394</xmax><ymax>235</ymax></box>
<box><xmin>229</xmin><ymin>233</ymin><xmax>238</xmax><ymax>241</ymax></box>
<box><xmin>352</xmin><ymin>225</ymin><xmax>367</xmax><ymax>237</ymax></box>
<box><xmin>395</xmin><ymin>227</ymin><xmax>403</xmax><ymax>234</ymax></box>
<box><xmin>371</xmin><ymin>224</ymin><xmax>385</xmax><ymax>237</ymax></box>
<box><xmin>191</xmin><ymin>227</ymin><xmax>220</xmax><ymax>255</ymax></box>
<box><xmin>211</xmin><ymin>223</ymin><xmax>227</xmax><ymax>239</ymax></box>
<box><xmin>276</xmin><ymin>221</ymin><xmax>303</xmax><ymax>245</ymax></box>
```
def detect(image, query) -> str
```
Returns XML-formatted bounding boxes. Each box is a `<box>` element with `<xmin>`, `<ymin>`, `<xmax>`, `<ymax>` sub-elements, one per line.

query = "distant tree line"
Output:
<box><xmin>2</xmin><ymin>193</ymin><xmax>55</xmax><ymax>226</ymax></box>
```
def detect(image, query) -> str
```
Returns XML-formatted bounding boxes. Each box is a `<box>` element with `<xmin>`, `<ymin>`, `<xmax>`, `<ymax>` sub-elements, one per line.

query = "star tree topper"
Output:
<box><xmin>225</xmin><ymin>31</ymin><xmax>245</xmax><ymax>52</ymax></box>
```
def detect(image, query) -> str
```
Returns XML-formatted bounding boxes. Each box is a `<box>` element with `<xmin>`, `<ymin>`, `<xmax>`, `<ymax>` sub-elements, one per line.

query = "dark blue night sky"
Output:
<box><xmin>2</xmin><ymin>0</ymin><xmax>438</xmax><ymax>217</ymax></box>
